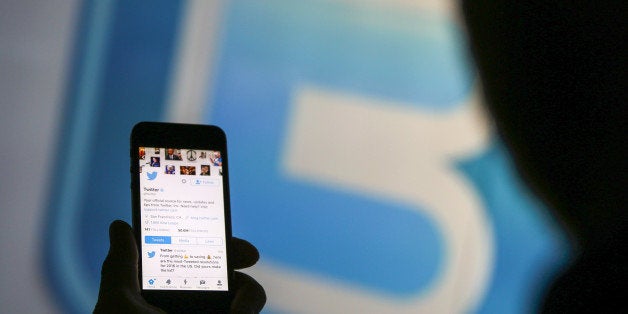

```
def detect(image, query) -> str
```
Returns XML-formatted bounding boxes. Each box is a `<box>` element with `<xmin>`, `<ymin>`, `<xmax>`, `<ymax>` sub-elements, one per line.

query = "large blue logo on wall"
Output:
<box><xmin>45</xmin><ymin>0</ymin><xmax>568</xmax><ymax>313</ymax></box>
<box><xmin>207</xmin><ymin>1</ymin><xmax>568</xmax><ymax>313</ymax></box>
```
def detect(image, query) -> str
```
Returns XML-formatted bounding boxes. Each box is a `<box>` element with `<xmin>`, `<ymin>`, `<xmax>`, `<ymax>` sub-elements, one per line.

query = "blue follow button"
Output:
<box><xmin>145</xmin><ymin>236</ymin><xmax>172</xmax><ymax>244</ymax></box>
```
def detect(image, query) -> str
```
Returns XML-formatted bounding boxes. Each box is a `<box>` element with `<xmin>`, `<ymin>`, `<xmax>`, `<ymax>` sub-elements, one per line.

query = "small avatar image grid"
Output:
<box><xmin>139</xmin><ymin>147</ymin><xmax>222</xmax><ymax>176</ymax></box>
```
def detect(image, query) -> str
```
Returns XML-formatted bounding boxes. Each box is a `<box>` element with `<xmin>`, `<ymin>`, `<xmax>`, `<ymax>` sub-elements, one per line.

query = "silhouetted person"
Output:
<box><xmin>463</xmin><ymin>1</ymin><xmax>626</xmax><ymax>312</ymax></box>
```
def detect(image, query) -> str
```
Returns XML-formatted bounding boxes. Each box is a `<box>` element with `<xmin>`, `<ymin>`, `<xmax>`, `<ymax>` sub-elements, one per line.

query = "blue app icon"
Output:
<box><xmin>148</xmin><ymin>279</ymin><xmax>155</xmax><ymax>285</ymax></box>
<box><xmin>146</xmin><ymin>172</ymin><xmax>157</xmax><ymax>180</ymax></box>
<box><xmin>147</xmin><ymin>251</ymin><xmax>156</xmax><ymax>258</ymax></box>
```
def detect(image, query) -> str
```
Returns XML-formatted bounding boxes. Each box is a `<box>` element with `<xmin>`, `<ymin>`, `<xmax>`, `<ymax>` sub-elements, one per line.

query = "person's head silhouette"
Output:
<box><xmin>462</xmin><ymin>1</ymin><xmax>625</xmax><ymax>311</ymax></box>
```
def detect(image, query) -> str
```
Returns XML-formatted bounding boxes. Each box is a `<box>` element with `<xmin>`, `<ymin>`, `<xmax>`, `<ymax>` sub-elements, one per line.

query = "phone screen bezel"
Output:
<box><xmin>130</xmin><ymin>122</ymin><xmax>234</xmax><ymax>311</ymax></box>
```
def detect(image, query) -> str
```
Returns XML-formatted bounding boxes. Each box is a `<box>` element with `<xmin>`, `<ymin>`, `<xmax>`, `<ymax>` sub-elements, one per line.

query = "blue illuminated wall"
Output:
<box><xmin>43</xmin><ymin>0</ymin><xmax>569</xmax><ymax>313</ymax></box>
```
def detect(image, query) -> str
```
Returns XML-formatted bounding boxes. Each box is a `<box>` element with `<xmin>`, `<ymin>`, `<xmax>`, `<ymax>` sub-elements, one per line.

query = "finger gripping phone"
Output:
<box><xmin>131</xmin><ymin>122</ymin><xmax>233</xmax><ymax>313</ymax></box>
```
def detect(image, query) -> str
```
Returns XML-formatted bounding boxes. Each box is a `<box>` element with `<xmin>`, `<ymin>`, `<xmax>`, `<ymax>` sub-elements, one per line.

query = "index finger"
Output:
<box><xmin>231</xmin><ymin>237</ymin><xmax>260</xmax><ymax>269</ymax></box>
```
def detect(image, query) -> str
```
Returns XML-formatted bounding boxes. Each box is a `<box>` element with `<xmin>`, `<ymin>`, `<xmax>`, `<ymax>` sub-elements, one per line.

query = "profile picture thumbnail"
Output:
<box><xmin>210</xmin><ymin>151</ymin><xmax>222</xmax><ymax>166</ymax></box>
<box><xmin>139</xmin><ymin>147</ymin><xmax>145</xmax><ymax>160</ymax></box>
<box><xmin>149</xmin><ymin>157</ymin><xmax>160</xmax><ymax>167</ymax></box>
<box><xmin>164</xmin><ymin>165</ymin><xmax>175</xmax><ymax>174</ymax></box>
<box><xmin>200</xmin><ymin>165</ymin><xmax>210</xmax><ymax>176</ymax></box>
<box><xmin>180</xmin><ymin>166</ymin><xmax>196</xmax><ymax>175</ymax></box>
<box><xmin>165</xmin><ymin>148</ymin><xmax>182</xmax><ymax>160</ymax></box>
<box><xmin>186</xmin><ymin>149</ymin><xmax>197</xmax><ymax>161</ymax></box>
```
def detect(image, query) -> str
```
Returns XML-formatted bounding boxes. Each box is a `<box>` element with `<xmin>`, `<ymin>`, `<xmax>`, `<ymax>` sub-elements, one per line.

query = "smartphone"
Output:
<box><xmin>131</xmin><ymin>122</ymin><xmax>233</xmax><ymax>312</ymax></box>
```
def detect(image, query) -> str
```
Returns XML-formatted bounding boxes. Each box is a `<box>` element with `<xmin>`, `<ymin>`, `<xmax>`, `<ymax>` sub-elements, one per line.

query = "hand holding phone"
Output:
<box><xmin>94</xmin><ymin>122</ymin><xmax>265</xmax><ymax>313</ymax></box>
<box><xmin>94</xmin><ymin>220</ymin><xmax>265</xmax><ymax>313</ymax></box>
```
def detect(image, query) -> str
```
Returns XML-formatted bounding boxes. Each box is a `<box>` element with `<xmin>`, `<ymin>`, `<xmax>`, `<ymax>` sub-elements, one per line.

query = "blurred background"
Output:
<box><xmin>0</xmin><ymin>0</ymin><xmax>569</xmax><ymax>313</ymax></box>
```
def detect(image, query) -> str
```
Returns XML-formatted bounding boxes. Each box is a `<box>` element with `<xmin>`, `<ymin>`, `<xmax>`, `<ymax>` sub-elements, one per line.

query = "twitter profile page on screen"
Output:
<box><xmin>138</xmin><ymin>147</ymin><xmax>228</xmax><ymax>291</ymax></box>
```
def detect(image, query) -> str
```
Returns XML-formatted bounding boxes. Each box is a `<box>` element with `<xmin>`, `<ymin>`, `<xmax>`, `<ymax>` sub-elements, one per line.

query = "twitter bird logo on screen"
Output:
<box><xmin>147</xmin><ymin>172</ymin><xmax>157</xmax><ymax>180</ymax></box>
<box><xmin>147</xmin><ymin>251</ymin><xmax>156</xmax><ymax>258</ymax></box>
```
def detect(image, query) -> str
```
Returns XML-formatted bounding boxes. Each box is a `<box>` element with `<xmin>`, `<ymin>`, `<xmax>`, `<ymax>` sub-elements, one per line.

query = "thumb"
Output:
<box><xmin>98</xmin><ymin>220</ymin><xmax>140</xmax><ymax>295</ymax></box>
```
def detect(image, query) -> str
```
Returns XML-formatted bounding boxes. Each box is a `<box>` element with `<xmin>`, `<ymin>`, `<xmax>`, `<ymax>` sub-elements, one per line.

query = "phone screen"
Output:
<box><xmin>138</xmin><ymin>146</ymin><xmax>228</xmax><ymax>291</ymax></box>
